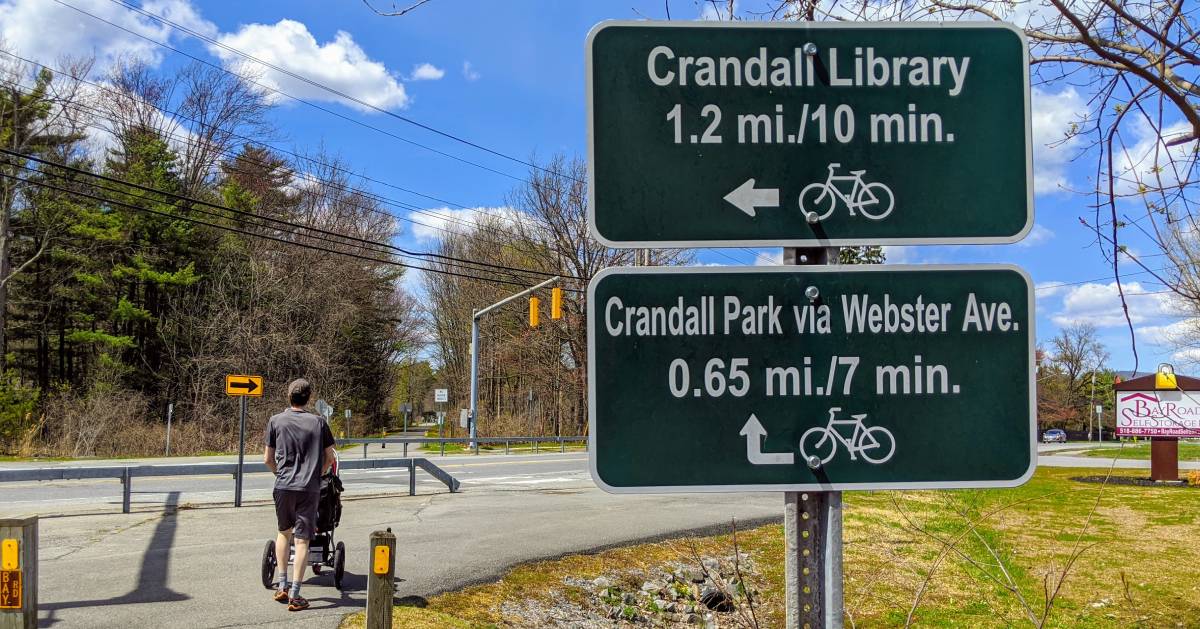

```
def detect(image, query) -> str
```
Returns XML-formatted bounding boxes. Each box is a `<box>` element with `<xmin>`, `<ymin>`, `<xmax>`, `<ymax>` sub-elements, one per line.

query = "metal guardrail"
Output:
<box><xmin>0</xmin><ymin>457</ymin><xmax>459</xmax><ymax>514</ymax></box>
<box><xmin>340</xmin><ymin>436</ymin><xmax>588</xmax><ymax>457</ymax></box>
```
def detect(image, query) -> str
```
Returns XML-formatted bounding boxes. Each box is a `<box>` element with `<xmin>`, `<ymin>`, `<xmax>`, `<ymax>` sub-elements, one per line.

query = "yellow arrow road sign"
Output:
<box><xmin>225</xmin><ymin>374</ymin><xmax>263</xmax><ymax>397</ymax></box>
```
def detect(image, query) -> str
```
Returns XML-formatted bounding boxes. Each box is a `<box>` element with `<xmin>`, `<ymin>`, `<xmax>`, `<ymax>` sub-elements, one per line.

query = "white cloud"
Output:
<box><xmin>753</xmin><ymin>250</ymin><xmax>781</xmax><ymax>266</ymax></box>
<box><xmin>461</xmin><ymin>61</ymin><xmax>480</xmax><ymax>81</ymax></box>
<box><xmin>409</xmin><ymin>62</ymin><xmax>444</xmax><ymax>81</ymax></box>
<box><xmin>0</xmin><ymin>0</ymin><xmax>214</xmax><ymax>68</ymax></box>
<box><xmin>1015</xmin><ymin>223</ymin><xmax>1054</xmax><ymax>248</ymax></box>
<box><xmin>699</xmin><ymin>1</ymin><xmax>738</xmax><ymax>20</ymax></box>
<box><xmin>1051</xmin><ymin>281</ymin><xmax>1177</xmax><ymax>327</ymax></box>
<box><xmin>212</xmin><ymin>20</ymin><xmax>408</xmax><ymax>110</ymax></box>
<box><xmin>1113</xmin><ymin>119</ymin><xmax>1197</xmax><ymax>197</ymax></box>
<box><xmin>1030</xmin><ymin>86</ymin><xmax>1087</xmax><ymax>195</ymax></box>
<box><xmin>881</xmin><ymin>245</ymin><xmax>917</xmax><ymax>264</ymax></box>
<box><xmin>410</xmin><ymin>206</ymin><xmax>531</xmax><ymax>241</ymax></box>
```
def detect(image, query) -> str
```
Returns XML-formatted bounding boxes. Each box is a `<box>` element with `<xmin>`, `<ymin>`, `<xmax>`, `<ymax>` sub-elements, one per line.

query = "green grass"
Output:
<box><xmin>1080</xmin><ymin>442</ymin><xmax>1200</xmax><ymax>461</ymax></box>
<box><xmin>341</xmin><ymin>467</ymin><xmax>1200</xmax><ymax>628</ymax></box>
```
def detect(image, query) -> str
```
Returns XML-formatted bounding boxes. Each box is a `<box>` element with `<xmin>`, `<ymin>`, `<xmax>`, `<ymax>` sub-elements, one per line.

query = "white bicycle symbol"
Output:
<box><xmin>798</xmin><ymin>163</ymin><xmax>895</xmax><ymax>221</ymax></box>
<box><xmin>799</xmin><ymin>407</ymin><xmax>896</xmax><ymax>465</ymax></box>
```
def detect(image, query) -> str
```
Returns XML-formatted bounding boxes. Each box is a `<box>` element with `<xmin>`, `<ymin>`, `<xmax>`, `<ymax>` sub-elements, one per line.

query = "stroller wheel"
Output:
<box><xmin>333</xmin><ymin>541</ymin><xmax>346</xmax><ymax>590</ymax></box>
<box><xmin>261</xmin><ymin>540</ymin><xmax>277</xmax><ymax>590</ymax></box>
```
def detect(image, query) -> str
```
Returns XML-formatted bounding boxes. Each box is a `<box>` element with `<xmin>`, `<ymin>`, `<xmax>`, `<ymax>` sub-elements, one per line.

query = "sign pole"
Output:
<box><xmin>235</xmin><ymin>395</ymin><xmax>246</xmax><ymax>508</ymax></box>
<box><xmin>784</xmin><ymin>246</ymin><xmax>843</xmax><ymax>629</ymax></box>
<box><xmin>165</xmin><ymin>402</ymin><xmax>173</xmax><ymax>457</ymax></box>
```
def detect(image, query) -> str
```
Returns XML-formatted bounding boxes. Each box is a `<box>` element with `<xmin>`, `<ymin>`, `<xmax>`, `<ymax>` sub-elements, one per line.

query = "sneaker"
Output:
<box><xmin>273</xmin><ymin>589</ymin><xmax>289</xmax><ymax>603</ymax></box>
<box><xmin>287</xmin><ymin>596</ymin><xmax>310</xmax><ymax>612</ymax></box>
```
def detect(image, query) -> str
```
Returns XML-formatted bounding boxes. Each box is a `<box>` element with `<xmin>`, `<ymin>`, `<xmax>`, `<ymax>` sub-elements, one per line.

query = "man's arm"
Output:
<box><xmin>321</xmin><ymin>420</ymin><xmax>337</xmax><ymax>473</ymax></box>
<box><xmin>323</xmin><ymin>445</ymin><xmax>336</xmax><ymax>474</ymax></box>
<box><xmin>264</xmin><ymin>446</ymin><xmax>277</xmax><ymax>473</ymax></box>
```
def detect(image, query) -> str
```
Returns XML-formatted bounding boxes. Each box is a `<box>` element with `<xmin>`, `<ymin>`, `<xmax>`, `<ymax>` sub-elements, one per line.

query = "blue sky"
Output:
<box><xmin>0</xmin><ymin>0</ymin><xmax>1189</xmax><ymax>372</ymax></box>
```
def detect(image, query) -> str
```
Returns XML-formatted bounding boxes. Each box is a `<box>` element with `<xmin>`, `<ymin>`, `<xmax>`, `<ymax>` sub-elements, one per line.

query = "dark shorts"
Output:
<box><xmin>273</xmin><ymin>489</ymin><xmax>319</xmax><ymax>540</ymax></box>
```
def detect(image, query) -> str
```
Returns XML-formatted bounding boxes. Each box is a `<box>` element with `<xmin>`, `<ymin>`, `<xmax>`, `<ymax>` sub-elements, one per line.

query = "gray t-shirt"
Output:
<box><xmin>265</xmin><ymin>408</ymin><xmax>335</xmax><ymax>492</ymax></box>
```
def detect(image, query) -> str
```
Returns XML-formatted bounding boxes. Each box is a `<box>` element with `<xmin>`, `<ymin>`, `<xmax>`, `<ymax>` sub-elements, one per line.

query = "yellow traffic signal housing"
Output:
<box><xmin>551</xmin><ymin>287</ymin><xmax>563</xmax><ymax>320</ymax></box>
<box><xmin>529</xmin><ymin>296</ymin><xmax>540</xmax><ymax>327</ymax></box>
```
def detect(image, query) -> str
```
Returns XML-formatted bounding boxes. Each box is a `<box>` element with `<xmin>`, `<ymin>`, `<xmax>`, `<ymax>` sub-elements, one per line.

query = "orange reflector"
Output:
<box><xmin>373</xmin><ymin>545</ymin><xmax>390</xmax><ymax>575</ymax></box>
<box><xmin>0</xmin><ymin>539</ymin><xmax>16</xmax><ymax>570</ymax></box>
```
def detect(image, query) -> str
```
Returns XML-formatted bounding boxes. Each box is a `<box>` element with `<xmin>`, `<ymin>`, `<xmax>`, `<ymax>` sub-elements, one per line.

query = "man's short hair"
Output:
<box><xmin>288</xmin><ymin>379</ymin><xmax>312</xmax><ymax>407</ymax></box>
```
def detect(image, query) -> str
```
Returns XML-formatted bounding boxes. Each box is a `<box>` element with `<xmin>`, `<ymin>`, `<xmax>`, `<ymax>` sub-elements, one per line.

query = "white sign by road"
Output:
<box><xmin>460</xmin><ymin>409</ymin><xmax>469</xmax><ymax>428</ymax></box>
<box><xmin>1115</xmin><ymin>390</ymin><xmax>1200</xmax><ymax>437</ymax></box>
<box><xmin>435</xmin><ymin>388</ymin><xmax>449</xmax><ymax>403</ymax></box>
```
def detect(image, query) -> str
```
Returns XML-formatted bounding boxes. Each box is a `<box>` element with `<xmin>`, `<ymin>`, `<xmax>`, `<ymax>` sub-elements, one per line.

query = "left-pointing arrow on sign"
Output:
<box><xmin>723</xmin><ymin>178</ymin><xmax>779</xmax><ymax>217</ymax></box>
<box><xmin>739</xmin><ymin>414</ymin><xmax>794</xmax><ymax>465</ymax></box>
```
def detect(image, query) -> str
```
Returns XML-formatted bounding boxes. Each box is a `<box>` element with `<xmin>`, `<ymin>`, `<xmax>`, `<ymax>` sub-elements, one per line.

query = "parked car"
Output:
<box><xmin>1042</xmin><ymin>428</ymin><xmax>1067</xmax><ymax>443</ymax></box>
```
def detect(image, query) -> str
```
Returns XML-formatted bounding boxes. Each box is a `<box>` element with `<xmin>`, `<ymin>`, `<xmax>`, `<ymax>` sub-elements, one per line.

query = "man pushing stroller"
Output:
<box><xmin>264</xmin><ymin>378</ymin><xmax>336</xmax><ymax>611</ymax></box>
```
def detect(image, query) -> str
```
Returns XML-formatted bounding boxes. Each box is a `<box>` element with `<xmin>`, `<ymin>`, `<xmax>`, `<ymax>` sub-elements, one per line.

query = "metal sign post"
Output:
<box><xmin>165</xmin><ymin>402</ymin><xmax>174</xmax><ymax>457</ymax></box>
<box><xmin>235</xmin><ymin>396</ymin><xmax>247</xmax><ymax>508</ymax></box>
<box><xmin>225</xmin><ymin>374</ymin><xmax>262</xmax><ymax>509</ymax></box>
<box><xmin>784</xmin><ymin>246</ymin><xmax>842</xmax><ymax>629</ymax></box>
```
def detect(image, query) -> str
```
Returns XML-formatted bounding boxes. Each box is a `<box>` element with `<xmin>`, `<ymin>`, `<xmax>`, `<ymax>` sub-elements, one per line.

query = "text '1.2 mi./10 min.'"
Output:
<box><xmin>654</xmin><ymin>45</ymin><xmax>971</xmax><ymax>146</ymax></box>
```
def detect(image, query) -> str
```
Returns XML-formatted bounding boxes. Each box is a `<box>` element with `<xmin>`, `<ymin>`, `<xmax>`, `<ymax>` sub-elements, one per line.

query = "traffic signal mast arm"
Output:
<box><xmin>468</xmin><ymin>276</ymin><xmax>561</xmax><ymax>447</ymax></box>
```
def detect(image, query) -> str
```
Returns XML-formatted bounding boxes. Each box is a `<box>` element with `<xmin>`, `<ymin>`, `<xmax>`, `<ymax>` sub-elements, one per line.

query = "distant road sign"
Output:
<box><xmin>588</xmin><ymin>265</ymin><xmax>1035</xmax><ymax>492</ymax></box>
<box><xmin>225</xmin><ymin>374</ymin><xmax>263</xmax><ymax>397</ymax></box>
<box><xmin>586</xmin><ymin>21</ymin><xmax>1031</xmax><ymax>247</ymax></box>
<box><xmin>315</xmin><ymin>399</ymin><xmax>333</xmax><ymax>420</ymax></box>
<box><xmin>434</xmin><ymin>388</ymin><xmax>449</xmax><ymax>403</ymax></box>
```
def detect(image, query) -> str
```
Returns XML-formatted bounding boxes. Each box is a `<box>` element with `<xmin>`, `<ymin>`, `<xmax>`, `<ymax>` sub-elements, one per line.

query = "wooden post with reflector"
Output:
<box><xmin>551</xmin><ymin>287</ymin><xmax>563</xmax><ymax>320</ymax></box>
<box><xmin>1152</xmin><ymin>363</ymin><xmax>1180</xmax><ymax>482</ymax></box>
<box><xmin>366</xmin><ymin>529</ymin><xmax>396</xmax><ymax>629</ymax></box>
<box><xmin>529</xmin><ymin>296</ymin><xmax>540</xmax><ymax>328</ymax></box>
<box><xmin>0</xmin><ymin>516</ymin><xmax>36</xmax><ymax>629</ymax></box>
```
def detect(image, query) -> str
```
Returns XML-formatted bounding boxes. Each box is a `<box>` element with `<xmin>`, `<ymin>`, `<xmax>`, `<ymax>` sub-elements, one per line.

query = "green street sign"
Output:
<box><xmin>587</xmin><ymin>266</ymin><xmax>1035</xmax><ymax>492</ymax></box>
<box><xmin>586</xmin><ymin>22</ymin><xmax>1032</xmax><ymax>247</ymax></box>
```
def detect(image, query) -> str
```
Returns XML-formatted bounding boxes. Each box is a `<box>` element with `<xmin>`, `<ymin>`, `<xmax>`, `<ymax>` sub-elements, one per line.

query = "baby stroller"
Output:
<box><xmin>260</xmin><ymin>453</ymin><xmax>346</xmax><ymax>590</ymax></box>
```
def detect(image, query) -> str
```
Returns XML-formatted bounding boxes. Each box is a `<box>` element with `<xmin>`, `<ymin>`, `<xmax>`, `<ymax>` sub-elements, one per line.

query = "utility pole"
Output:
<box><xmin>1089</xmin><ymin>370</ymin><xmax>1097</xmax><ymax>441</ymax></box>
<box><xmin>469</xmin><ymin>276</ymin><xmax>560</xmax><ymax>449</ymax></box>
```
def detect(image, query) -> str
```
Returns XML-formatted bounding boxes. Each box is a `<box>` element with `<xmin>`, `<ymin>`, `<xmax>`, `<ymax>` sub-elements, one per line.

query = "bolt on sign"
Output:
<box><xmin>225</xmin><ymin>374</ymin><xmax>263</xmax><ymax>397</ymax></box>
<box><xmin>587</xmin><ymin>266</ymin><xmax>1035</xmax><ymax>491</ymax></box>
<box><xmin>586</xmin><ymin>21</ymin><xmax>1032</xmax><ymax>247</ymax></box>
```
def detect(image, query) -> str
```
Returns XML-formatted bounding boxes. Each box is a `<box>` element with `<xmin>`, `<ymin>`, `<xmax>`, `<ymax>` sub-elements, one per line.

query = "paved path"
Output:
<box><xmin>17</xmin><ymin>453</ymin><xmax>781</xmax><ymax>628</ymax></box>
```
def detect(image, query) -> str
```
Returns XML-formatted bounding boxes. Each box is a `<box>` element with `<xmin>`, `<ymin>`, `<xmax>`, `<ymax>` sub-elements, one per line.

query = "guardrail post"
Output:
<box><xmin>363</xmin><ymin>443</ymin><xmax>368</xmax><ymax>459</ymax></box>
<box><xmin>473</xmin><ymin>440</ymin><xmax>479</xmax><ymax>455</ymax></box>
<box><xmin>0</xmin><ymin>515</ymin><xmax>37</xmax><ymax>629</ymax></box>
<box><xmin>366</xmin><ymin>529</ymin><xmax>396</xmax><ymax>629</ymax></box>
<box><xmin>504</xmin><ymin>440</ymin><xmax>509</xmax><ymax>455</ymax></box>
<box><xmin>408</xmin><ymin>459</ymin><xmax>416</xmax><ymax>496</ymax></box>
<box><xmin>403</xmin><ymin>442</ymin><xmax>408</xmax><ymax>457</ymax></box>
<box><xmin>534</xmin><ymin>439</ymin><xmax>539</xmax><ymax>454</ymax></box>
<box><xmin>121</xmin><ymin>468</ymin><xmax>132</xmax><ymax>514</ymax></box>
<box><xmin>560</xmin><ymin>437</ymin><xmax>565</xmax><ymax>453</ymax></box>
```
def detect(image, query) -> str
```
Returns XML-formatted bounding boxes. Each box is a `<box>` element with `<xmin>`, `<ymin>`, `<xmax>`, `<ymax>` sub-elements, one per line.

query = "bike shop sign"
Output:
<box><xmin>586</xmin><ymin>21</ymin><xmax>1032</xmax><ymax>247</ymax></box>
<box><xmin>587</xmin><ymin>266</ymin><xmax>1035</xmax><ymax>491</ymax></box>
<box><xmin>1115</xmin><ymin>391</ymin><xmax>1200</xmax><ymax>437</ymax></box>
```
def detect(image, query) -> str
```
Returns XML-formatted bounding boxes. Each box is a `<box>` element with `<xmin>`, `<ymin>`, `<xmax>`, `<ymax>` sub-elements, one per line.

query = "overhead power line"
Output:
<box><xmin>0</xmin><ymin>169</ymin><xmax>541</xmax><ymax>288</ymax></box>
<box><xmin>55</xmin><ymin>0</ymin><xmax>763</xmax><ymax>264</ymax></box>
<box><xmin>0</xmin><ymin>147</ymin><xmax>587</xmax><ymax>283</ymax></box>
<box><xmin>0</xmin><ymin>54</ymin><xmax>605</xmax><ymax>262</ymax></box>
<box><xmin>105</xmin><ymin>0</ymin><xmax>582</xmax><ymax>183</ymax></box>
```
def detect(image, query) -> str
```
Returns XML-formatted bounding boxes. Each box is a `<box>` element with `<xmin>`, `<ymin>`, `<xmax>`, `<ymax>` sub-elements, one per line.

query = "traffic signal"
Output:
<box><xmin>529</xmin><ymin>296</ymin><xmax>540</xmax><ymax>328</ymax></box>
<box><xmin>551</xmin><ymin>287</ymin><xmax>563</xmax><ymax>320</ymax></box>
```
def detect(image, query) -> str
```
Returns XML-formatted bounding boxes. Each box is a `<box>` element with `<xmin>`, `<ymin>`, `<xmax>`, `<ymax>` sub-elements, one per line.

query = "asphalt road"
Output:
<box><xmin>3</xmin><ymin>443</ymin><xmax>1193</xmax><ymax>628</ymax></box>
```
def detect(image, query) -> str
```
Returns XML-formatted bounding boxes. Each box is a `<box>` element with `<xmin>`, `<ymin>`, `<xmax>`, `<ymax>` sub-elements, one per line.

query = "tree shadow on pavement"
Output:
<box><xmin>39</xmin><ymin>492</ymin><xmax>188</xmax><ymax>627</ymax></box>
